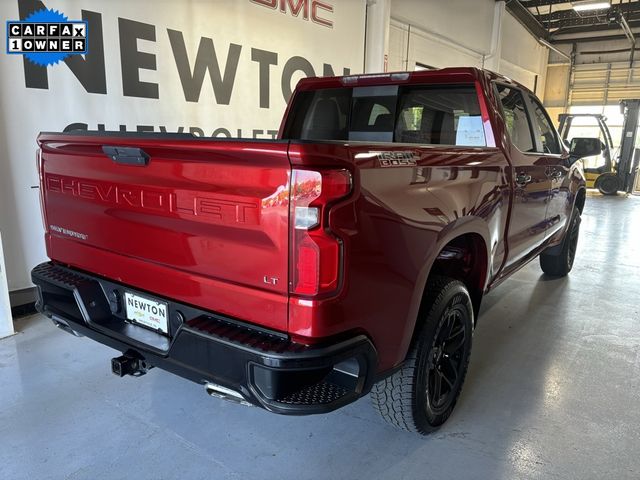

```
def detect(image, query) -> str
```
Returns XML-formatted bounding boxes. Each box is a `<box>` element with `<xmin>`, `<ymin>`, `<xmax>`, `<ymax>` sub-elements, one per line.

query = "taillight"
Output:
<box><xmin>289</xmin><ymin>169</ymin><xmax>351</xmax><ymax>296</ymax></box>
<box><xmin>36</xmin><ymin>148</ymin><xmax>48</xmax><ymax>232</ymax></box>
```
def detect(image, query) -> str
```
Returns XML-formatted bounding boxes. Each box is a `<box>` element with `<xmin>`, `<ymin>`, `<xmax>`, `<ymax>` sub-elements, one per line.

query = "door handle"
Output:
<box><xmin>548</xmin><ymin>168</ymin><xmax>563</xmax><ymax>179</ymax></box>
<box><xmin>515</xmin><ymin>173</ymin><xmax>532</xmax><ymax>187</ymax></box>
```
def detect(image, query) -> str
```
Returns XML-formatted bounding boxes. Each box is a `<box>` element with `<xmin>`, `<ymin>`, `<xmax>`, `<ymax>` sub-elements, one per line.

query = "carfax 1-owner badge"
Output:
<box><xmin>6</xmin><ymin>7</ymin><xmax>87</xmax><ymax>66</ymax></box>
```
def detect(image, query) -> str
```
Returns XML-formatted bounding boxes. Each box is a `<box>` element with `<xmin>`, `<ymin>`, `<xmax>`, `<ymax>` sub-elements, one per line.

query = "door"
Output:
<box><xmin>527</xmin><ymin>95</ymin><xmax>571</xmax><ymax>240</ymax></box>
<box><xmin>495</xmin><ymin>84</ymin><xmax>551</xmax><ymax>269</ymax></box>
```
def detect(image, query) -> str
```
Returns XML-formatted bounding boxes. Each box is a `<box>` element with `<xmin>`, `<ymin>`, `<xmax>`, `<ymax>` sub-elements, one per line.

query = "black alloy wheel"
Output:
<box><xmin>426</xmin><ymin>300</ymin><xmax>468</xmax><ymax>415</ymax></box>
<box><xmin>539</xmin><ymin>206</ymin><xmax>581</xmax><ymax>277</ymax></box>
<box><xmin>565</xmin><ymin>211</ymin><xmax>580</xmax><ymax>271</ymax></box>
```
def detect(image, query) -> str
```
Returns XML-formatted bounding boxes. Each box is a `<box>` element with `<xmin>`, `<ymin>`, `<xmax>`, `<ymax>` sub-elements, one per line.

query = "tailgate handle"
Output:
<box><xmin>102</xmin><ymin>146</ymin><xmax>150</xmax><ymax>166</ymax></box>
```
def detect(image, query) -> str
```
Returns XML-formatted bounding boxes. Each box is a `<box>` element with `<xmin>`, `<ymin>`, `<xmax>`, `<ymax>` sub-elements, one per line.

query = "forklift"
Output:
<box><xmin>558</xmin><ymin>99</ymin><xmax>640</xmax><ymax>195</ymax></box>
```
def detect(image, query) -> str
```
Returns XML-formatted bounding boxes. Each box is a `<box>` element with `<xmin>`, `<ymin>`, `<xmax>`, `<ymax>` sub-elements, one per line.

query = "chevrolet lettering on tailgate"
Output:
<box><xmin>45</xmin><ymin>174</ymin><xmax>259</xmax><ymax>225</ymax></box>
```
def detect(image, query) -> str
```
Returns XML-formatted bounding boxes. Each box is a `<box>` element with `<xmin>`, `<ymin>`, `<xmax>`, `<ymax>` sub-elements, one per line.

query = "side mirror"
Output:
<box><xmin>569</xmin><ymin>137</ymin><xmax>603</xmax><ymax>162</ymax></box>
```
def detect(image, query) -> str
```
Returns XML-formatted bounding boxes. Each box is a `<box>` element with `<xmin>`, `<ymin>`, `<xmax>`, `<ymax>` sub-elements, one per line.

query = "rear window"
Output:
<box><xmin>283</xmin><ymin>84</ymin><xmax>486</xmax><ymax>147</ymax></box>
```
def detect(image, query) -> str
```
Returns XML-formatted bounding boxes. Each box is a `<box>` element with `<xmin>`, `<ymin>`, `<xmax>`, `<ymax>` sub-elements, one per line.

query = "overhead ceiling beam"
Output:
<box><xmin>553</xmin><ymin>25</ymin><xmax>640</xmax><ymax>42</ymax></box>
<box><xmin>552</xmin><ymin>32</ymin><xmax>638</xmax><ymax>43</ymax></box>
<box><xmin>551</xmin><ymin>19</ymin><xmax>640</xmax><ymax>37</ymax></box>
<box><xmin>505</xmin><ymin>0</ymin><xmax>550</xmax><ymax>40</ymax></box>
<box><xmin>536</xmin><ymin>2</ymin><xmax>640</xmax><ymax>23</ymax></box>
<box><xmin>519</xmin><ymin>0</ymin><xmax>582</xmax><ymax>6</ymax></box>
<box><xmin>549</xmin><ymin>15</ymin><xmax>640</xmax><ymax>29</ymax></box>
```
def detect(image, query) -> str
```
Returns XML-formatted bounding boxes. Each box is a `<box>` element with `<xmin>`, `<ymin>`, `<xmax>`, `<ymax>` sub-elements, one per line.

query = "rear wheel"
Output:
<box><xmin>370</xmin><ymin>276</ymin><xmax>473</xmax><ymax>434</ymax></box>
<box><xmin>539</xmin><ymin>207</ymin><xmax>581</xmax><ymax>277</ymax></box>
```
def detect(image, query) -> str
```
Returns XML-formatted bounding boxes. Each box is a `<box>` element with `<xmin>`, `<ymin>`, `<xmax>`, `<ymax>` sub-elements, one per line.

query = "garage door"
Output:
<box><xmin>569</xmin><ymin>62</ymin><xmax>640</xmax><ymax>106</ymax></box>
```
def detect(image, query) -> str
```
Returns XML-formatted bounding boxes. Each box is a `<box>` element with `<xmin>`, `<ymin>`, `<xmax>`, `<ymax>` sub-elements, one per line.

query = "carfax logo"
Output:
<box><xmin>6</xmin><ymin>8</ymin><xmax>87</xmax><ymax>66</ymax></box>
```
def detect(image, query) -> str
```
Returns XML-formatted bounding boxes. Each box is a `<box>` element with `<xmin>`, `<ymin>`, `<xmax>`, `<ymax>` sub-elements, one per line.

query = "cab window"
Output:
<box><xmin>496</xmin><ymin>85</ymin><xmax>535</xmax><ymax>153</ymax></box>
<box><xmin>529</xmin><ymin>96</ymin><xmax>561</xmax><ymax>154</ymax></box>
<box><xmin>394</xmin><ymin>86</ymin><xmax>486</xmax><ymax>146</ymax></box>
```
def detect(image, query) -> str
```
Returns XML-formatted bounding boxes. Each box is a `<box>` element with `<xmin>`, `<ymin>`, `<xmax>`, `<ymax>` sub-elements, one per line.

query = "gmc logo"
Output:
<box><xmin>45</xmin><ymin>174</ymin><xmax>259</xmax><ymax>226</ymax></box>
<box><xmin>251</xmin><ymin>0</ymin><xmax>334</xmax><ymax>28</ymax></box>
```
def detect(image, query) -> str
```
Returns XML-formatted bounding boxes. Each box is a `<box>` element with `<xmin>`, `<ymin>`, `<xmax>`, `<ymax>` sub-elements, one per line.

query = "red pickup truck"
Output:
<box><xmin>32</xmin><ymin>68</ymin><xmax>598</xmax><ymax>434</ymax></box>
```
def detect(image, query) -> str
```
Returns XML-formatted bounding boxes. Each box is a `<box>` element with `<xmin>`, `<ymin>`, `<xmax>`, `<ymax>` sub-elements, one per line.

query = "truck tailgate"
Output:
<box><xmin>37</xmin><ymin>133</ymin><xmax>291</xmax><ymax>332</ymax></box>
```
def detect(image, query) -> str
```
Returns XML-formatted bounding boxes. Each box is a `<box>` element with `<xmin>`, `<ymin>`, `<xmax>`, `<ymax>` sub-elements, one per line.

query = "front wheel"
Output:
<box><xmin>370</xmin><ymin>276</ymin><xmax>473</xmax><ymax>434</ymax></box>
<box><xmin>539</xmin><ymin>206</ymin><xmax>581</xmax><ymax>277</ymax></box>
<box><xmin>596</xmin><ymin>173</ymin><xmax>619</xmax><ymax>196</ymax></box>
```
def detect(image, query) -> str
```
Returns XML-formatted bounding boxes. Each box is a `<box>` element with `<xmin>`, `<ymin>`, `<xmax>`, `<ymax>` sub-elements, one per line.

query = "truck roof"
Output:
<box><xmin>296</xmin><ymin>67</ymin><xmax>532</xmax><ymax>95</ymax></box>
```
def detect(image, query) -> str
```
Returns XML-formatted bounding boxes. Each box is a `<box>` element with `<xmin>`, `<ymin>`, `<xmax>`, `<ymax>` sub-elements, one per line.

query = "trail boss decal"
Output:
<box><xmin>377</xmin><ymin>151</ymin><xmax>419</xmax><ymax>167</ymax></box>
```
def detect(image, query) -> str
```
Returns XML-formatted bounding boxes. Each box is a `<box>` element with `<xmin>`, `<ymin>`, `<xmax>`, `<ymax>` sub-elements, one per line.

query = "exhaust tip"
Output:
<box><xmin>205</xmin><ymin>382</ymin><xmax>252</xmax><ymax>407</ymax></box>
<box><xmin>52</xmin><ymin>318</ymin><xmax>83</xmax><ymax>337</ymax></box>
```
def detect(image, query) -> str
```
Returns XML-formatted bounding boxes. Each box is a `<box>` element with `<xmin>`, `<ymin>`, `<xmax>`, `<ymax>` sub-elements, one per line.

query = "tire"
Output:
<box><xmin>597</xmin><ymin>173</ymin><xmax>619</xmax><ymax>196</ymax></box>
<box><xmin>370</xmin><ymin>276</ymin><xmax>474</xmax><ymax>434</ymax></box>
<box><xmin>539</xmin><ymin>207</ymin><xmax>581</xmax><ymax>277</ymax></box>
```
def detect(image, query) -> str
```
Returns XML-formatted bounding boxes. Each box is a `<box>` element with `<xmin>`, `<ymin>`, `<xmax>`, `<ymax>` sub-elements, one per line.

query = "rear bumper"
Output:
<box><xmin>31</xmin><ymin>262</ymin><xmax>377</xmax><ymax>415</ymax></box>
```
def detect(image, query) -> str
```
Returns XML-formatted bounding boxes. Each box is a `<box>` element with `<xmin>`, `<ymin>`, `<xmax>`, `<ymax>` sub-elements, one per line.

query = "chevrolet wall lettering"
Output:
<box><xmin>62</xmin><ymin>122</ymin><xmax>282</xmax><ymax>140</ymax></box>
<box><xmin>45</xmin><ymin>174</ymin><xmax>259</xmax><ymax>225</ymax></box>
<box><xmin>250</xmin><ymin>0</ymin><xmax>334</xmax><ymax>28</ymax></box>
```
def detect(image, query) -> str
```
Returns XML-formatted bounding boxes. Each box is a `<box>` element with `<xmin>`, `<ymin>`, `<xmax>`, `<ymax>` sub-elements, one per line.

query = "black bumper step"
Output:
<box><xmin>32</xmin><ymin>262</ymin><xmax>378</xmax><ymax>415</ymax></box>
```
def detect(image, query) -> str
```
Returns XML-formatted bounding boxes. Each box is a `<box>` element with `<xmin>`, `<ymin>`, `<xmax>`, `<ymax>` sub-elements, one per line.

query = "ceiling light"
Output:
<box><xmin>571</xmin><ymin>1</ymin><xmax>612</xmax><ymax>12</ymax></box>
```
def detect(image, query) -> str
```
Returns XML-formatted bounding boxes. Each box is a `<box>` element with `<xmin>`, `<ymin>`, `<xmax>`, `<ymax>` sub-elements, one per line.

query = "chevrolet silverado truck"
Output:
<box><xmin>32</xmin><ymin>68</ymin><xmax>599</xmax><ymax>434</ymax></box>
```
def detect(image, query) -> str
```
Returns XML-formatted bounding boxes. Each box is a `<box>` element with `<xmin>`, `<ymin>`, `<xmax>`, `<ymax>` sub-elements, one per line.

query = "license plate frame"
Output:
<box><xmin>124</xmin><ymin>291</ymin><xmax>169</xmax><ymax>335</ymax></box>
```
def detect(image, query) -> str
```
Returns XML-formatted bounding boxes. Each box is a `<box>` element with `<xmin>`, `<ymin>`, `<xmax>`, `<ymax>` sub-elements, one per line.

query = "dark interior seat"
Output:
<box><xmin>373</xmin><ymin>113</ymin><xmax>394</xmax><ymax>130</ymax></box>
<box><xmin>304</xmin><ymin>99</ymin><xmax>341</xmax><ymax>140</ymax></box>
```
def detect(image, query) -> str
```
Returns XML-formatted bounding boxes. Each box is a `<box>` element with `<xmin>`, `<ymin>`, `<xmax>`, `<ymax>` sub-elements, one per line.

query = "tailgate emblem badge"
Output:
<box><xmin>263</xmin><ymin>276</ymin><xmax>279</xmax><ymax>286</ymax></box>
<box><xmin>49</xmin><ymin>224</ymin><xmax>88</xmax><ymax>241</ymax></box>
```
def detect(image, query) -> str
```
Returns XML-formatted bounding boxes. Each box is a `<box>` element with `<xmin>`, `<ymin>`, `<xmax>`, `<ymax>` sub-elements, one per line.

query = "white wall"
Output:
<box><xmin>0</xmin><ymin>0</ymin><xmax>366</xmax><ymax>297</ymax></box>
<box><xmin>388</xmin><ymin>0</ymin><xmax>549</xmax><ymax>98</ymax></box>
<box><xmin>0</xmin><ymin>233</ymin><xmax>14</xmax><ymax>338</ymax></box>
<box><xmin>390</xmin><ymin>0</ymin><xmax>495</xmax><ymax>56</ymax></box>
<box><xmin>388</xmin><ymin>20</ymin><xmax>484</xmax><ymax>71</ymax></box>
<box><xmin>499</xmin><ymin>11</ymin><xmax>549</xmax><ymax>98</ymax></box>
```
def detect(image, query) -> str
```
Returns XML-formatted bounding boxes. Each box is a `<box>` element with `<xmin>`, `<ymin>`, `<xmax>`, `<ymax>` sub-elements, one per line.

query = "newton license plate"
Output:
<box><xmin>124</xmin><ymin>292</ymin><xmax>169</xmax><ymax>335</ymax></box>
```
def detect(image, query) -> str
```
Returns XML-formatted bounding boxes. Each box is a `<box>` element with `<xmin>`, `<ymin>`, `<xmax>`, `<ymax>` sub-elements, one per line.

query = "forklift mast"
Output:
<box><xmin>618</xmin><ymin>99</ymin><xmax>640</xmax><ymax>193</ymax></box>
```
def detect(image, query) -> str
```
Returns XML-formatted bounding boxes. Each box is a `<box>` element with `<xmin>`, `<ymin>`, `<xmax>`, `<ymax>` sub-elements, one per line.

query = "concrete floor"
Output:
<box><xmin>1</xmin><ymin>193</ymin><xmax>639</xmax><ymax>480</ymax></box>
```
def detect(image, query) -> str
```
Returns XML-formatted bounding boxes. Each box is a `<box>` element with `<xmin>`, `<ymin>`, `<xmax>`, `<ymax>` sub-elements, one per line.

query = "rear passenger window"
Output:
<box><xmin>394</xmin><ymin>86</ymin><xmax>486</xmax><ymax>146</ymax></box>
<box><xmin>496</xmin><ymin>85</ymin><xmax>535</xmax><ymax>153</ymax></box>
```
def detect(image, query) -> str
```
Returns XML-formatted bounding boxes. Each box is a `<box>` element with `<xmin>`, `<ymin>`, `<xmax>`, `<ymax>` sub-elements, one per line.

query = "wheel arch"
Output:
<box><xmin>574</xmin><ymin>187</ymin><xmax>586</xmax><ymax>214</ymax></box>
<box><xmin>395</xmin><ymin>217</ymin><xmax>492</xmax><ymax>365</ymax></box>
